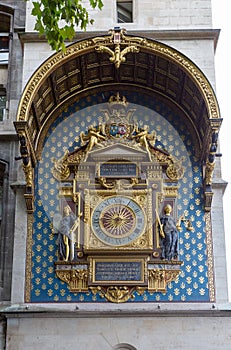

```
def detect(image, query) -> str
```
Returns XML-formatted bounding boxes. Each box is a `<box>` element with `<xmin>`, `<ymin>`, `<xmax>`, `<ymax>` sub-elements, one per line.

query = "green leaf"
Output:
<box><xmin>26</xmin><ymin>0</ymin><xmax>104</xmax><ymax>52</ymax></box>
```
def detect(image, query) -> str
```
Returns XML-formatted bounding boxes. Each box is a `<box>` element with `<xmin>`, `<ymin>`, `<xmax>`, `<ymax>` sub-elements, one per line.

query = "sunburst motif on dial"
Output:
<box><xmin>100</xmin><ymin>204</ymin><xmax>136</xmax><ymax>237</ymax></box>
<box><xmin>91</xmin><ymin>196</ymin><xmax>146</xmax><ymax>246</ymax></box>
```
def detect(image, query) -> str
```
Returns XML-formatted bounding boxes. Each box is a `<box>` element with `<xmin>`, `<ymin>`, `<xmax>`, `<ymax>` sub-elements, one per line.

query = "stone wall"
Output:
<box><xmin>0</xmin><ymin>0</ymin><xmax>26</xmax><ymax>304</ymax></box>
<box><xmin>4</xmin><ymin>310</ymin><xmax>231</xmax><ymax>350</ymax></box>
<box><xmin>25</xmin><ymin>0</ymin><xmax>213</xmax><ymax>32</ymax></box>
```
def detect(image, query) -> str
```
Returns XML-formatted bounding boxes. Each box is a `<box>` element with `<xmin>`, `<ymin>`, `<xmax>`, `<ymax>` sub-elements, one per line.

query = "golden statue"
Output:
<box><xmin>80</xmin><ymin>125</ymin><xmax>106</xmax><ymax>161</ymax></box>
<box><xmin>132</xmin><ymin>125</ymin><xmax>156</xmax><ymax>161</ymax></box>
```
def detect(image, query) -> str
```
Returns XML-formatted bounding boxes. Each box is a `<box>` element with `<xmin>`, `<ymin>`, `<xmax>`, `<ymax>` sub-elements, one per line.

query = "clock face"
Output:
<box><xmin>91</xmin><ymin>196</ymin><xmax>146</xmax><ymax>246</ymax></box>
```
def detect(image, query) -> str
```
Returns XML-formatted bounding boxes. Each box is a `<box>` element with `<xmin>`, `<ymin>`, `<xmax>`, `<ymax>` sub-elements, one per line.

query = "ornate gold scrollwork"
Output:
<box><xmin>90</xmin><ymin>286</ymin><xmax>135</xmax><ymax>303</ymax></box>
<box><xmin>165</xmin><ymin>269</ymin><xmax>181</xmax><ymax>284</ymax></box>
<box><xmin>93</xmin><ymin>28</ymin><xmax>140</xmax><ymax>69</ymax></box>
<box><xmin>22</xmin><ymin>162</ymin><xmax>34</xmax><ymax>190</ymax></box>
<box><xmin>104</xmin><ymin>286</ymin><xmax>133</xmax><ymax>303</ymax></box>
<box><xmin>99</xmin><ymin>177</ymin><xmax>138</xmax><ymax>189</ymax></box>
<box><xmin>204</xmin><ymin>160</ymin><xmax>215</xmax><ymax>187</ymax></box>
<box><xmin>51</xmin><ymin>150</ymin><xmax>70</xmax><ymax>181</ymax></box>
<box><xmin>56</xmin><ymin>269</ymin><xmax>88</xmax><ymax>292</ymax></box>
<box><xmin>166</xmin><ymin>157</ymin><xmax>185</xmax><ymax>181</ymax></box>
<box><xmin>150</xmin><ymin>149</ymin><xmax>185</xmax><ymax>181</ymax></box>
<box><xmin>148</xmin><ymin>268</ymin><xmax>181</xmax><ymax>293</ymax></box>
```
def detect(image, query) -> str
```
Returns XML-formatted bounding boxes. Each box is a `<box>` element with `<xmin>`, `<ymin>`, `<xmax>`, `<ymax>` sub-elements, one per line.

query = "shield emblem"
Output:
<box><xmin>118</xmin><ymin>125</ymin><xmax>127</xmax><ymax>135</ymax></box>
<box><xmin>110</xmin><ymin>124</ymin><xmax>118</xmax><ymax>136</ymax></box>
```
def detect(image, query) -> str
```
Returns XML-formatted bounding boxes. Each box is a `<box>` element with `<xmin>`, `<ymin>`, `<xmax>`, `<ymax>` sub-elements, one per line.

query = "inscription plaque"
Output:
<box><xmin>90</xmin><ymin>258</ymin><xmax>146</xmax><ymax>285</ymax></box>
<box><xmin>100</xmin><ymin>162</ymin><xmax>137</xmax><ymax>178</ymax></box>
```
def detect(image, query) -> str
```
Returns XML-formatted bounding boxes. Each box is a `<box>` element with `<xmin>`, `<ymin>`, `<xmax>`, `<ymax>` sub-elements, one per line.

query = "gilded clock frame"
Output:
<box><xmin>84</xmin><ymin>189</ymin><xmax>153</xmax><ymax>252</ymax></box>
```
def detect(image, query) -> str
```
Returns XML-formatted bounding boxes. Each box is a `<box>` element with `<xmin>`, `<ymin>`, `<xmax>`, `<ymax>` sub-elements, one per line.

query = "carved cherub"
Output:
<box><xmin>80</xmin><ymin>125</ymin><xmax>106</xmax><ymax>161</ymax></box>
<box><xmin>132</xmin><ymin>125</ymin><xmax>156</xmax><ymax>161</ymax></box>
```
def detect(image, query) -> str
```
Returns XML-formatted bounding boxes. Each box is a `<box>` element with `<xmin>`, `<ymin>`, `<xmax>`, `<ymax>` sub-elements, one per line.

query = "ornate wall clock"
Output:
<box><xmin>53</xmin><ymin>93</ymin><xmax>187</xmax><ymax>302</ymax></box>
<box><xmin>91</xmin><ymin>195</ymin><xmax>146</xmax><ymax>247</ymax></box>
<box><xmin>84</xmin><ymin>189</ymin><xmax>153</xmax><ymax>252</ymax></box>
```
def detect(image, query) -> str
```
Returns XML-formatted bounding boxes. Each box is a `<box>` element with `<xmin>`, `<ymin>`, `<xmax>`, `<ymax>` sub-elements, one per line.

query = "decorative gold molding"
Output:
<box><xmin>164</xmin><ymin>186</ymin><xmax>179</xmax><ymax>198</ymax></box>
<box><xmin>25</xmin><ymin>213</ymin><xmax>34</xmax><ymax>302</ymax></box>
<box><xmin>205</xmin><ymin>212</ymin><xmax>215</xmax><ymax>302</ymax></box>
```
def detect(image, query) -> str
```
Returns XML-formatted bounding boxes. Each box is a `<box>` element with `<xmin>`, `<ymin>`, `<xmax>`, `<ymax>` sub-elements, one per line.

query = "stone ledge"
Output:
<box><xmin>18</xmin><ymin>29</ymin><xmax>220</xmax><ymax>49</ymax></box>
<box><xmin>10</xmin><ymin>181</ymin><xmax>26</xmax><ymax>192</ymax></box>
<box><xmin>1</xmin><ymin>302</ymin><xmax>231</xmax><ymax>318</ymax></box>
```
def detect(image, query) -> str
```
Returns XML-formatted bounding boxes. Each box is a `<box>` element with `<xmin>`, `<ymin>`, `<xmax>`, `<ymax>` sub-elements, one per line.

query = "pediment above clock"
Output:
<box><xmin>86</xmin><ymin>142</ymin><xmax>149</xmax><ymax>162</ymax></box>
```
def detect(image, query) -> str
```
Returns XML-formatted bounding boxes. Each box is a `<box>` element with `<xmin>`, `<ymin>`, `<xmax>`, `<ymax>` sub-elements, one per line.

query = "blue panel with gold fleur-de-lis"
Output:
<box><xmin>30</xmin><ymin>90</ymin><xmax>210</xmax><ymax>302</ymax></box>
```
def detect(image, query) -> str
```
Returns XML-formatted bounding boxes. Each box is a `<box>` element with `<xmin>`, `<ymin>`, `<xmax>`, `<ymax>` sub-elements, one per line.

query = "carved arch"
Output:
<box><xmin>15</xmin><ymin>31</ymin><xmax>221</xmax><ymax>158</ymax></box>
<box><xmin>14</xmin><ymin>30</ymin><xmax>222</xmax><ymax>210</ymax></box>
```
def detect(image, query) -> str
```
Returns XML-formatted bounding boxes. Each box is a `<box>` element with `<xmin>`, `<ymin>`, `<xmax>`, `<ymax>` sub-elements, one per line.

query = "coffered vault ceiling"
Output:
<box><xmin>15</xmin><ymin>33</ymin><xmax>222</xmax><ymax>164</ymax></box>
